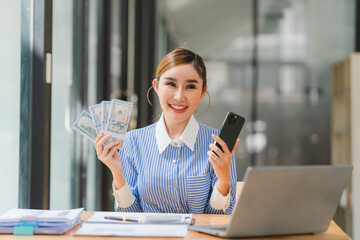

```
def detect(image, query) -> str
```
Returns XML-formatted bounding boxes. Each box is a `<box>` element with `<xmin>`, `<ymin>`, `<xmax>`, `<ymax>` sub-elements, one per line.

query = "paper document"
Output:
<box><xmin>76</xmin><ymin>223</ymin><xmax>188</xmax><ymax>237</ymax></box>
<box><xmin>86</xmin><ymin>211</ymin><xmax>193</xmax><ymax>225</ymax></box>
<box><xmin>0</xmin><ymin>208</ymin><xmax>83</xmax><ymax>235</ymax></box>
<box><xmin>0</xmin><ymin>208</ymin><xmax>83</xmax><ymax>223</ymax></box>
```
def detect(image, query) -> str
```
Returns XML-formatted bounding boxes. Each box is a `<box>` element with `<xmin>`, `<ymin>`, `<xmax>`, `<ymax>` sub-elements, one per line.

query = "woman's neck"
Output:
<box><xmin>163</xmin><ymin>116</ymin><xmax>189</xmax><ymax>140</ymax></box>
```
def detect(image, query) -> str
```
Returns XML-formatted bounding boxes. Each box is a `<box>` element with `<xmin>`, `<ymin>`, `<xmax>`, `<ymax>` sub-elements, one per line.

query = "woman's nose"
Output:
<box><xmin>174</xmin><ymin>88</ymin><xmax>185</xmax><ymax>101</ymax></box>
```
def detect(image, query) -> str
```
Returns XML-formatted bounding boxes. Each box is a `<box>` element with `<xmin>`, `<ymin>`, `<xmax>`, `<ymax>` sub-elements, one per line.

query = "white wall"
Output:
<box><xmin>0</xmin><ymin>0</ymin><xmax>20</xmax><ymax>214</ymax></box>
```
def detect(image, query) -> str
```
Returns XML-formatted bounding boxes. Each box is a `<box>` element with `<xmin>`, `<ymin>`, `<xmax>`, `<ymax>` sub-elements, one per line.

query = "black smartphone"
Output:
<box><xmin>215</xmin><ymin>112</ymin><xmax>245</xmax><ymax>153</ymax></box>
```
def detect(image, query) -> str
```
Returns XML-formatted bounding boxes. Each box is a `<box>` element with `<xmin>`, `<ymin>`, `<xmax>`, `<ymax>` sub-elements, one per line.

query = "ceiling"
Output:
<box><xmin>157</xmin><ymin>0</ymin><xmax>291</xmax><ymax>58</ymax></box>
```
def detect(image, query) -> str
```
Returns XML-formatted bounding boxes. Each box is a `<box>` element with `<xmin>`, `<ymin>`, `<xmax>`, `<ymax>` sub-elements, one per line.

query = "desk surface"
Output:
<box><xmin>0</xmin><ymin>211</ymin><xmax>350</xmax><ymax>240</ymax></box>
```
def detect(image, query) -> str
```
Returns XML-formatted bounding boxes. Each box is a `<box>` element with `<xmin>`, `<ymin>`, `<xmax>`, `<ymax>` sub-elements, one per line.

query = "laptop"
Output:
<box><xmin>190</xmin><ymin>165</ymin><xmax>352</xmax><ymax>238</ymax></box>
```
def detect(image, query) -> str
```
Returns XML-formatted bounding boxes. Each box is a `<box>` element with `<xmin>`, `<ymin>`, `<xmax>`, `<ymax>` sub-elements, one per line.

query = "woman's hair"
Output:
<box><xmin>155</xmin><ymin>48</ymin><xmax>207</xmax><ymax>91</ymax></box>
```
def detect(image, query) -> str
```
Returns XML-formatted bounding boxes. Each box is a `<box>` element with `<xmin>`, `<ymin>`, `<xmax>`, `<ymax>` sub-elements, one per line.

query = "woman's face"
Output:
<box><xmin>153</xmin><ymin>64</ymin><xmax>207</xmax><ymax>125</ymax></box>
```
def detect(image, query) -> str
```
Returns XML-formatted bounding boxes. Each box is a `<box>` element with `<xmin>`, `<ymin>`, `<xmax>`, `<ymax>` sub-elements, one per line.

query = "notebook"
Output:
<box><xmin>190</xmin><ymin>165</ymin><xmax>352</xmax><ymax>238</ymax></box>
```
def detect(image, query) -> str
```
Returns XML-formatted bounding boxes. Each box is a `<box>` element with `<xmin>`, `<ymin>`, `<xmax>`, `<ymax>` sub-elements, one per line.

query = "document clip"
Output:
<box><xmin>13</xmin><ymin>216</ymin><xmax>39</xmax><ymax>235</ymax></box>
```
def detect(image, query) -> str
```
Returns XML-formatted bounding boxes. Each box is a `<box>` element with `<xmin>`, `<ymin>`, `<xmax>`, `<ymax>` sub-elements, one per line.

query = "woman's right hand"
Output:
<box><xmin>94</xmin><ymin>132</ymin><xmax>127</xmax><ymax>190</ymax></box>
<box><xmin>94</xmin><ymin>132</ymin><xmax>122</xmax><ymax>172</ymax></box>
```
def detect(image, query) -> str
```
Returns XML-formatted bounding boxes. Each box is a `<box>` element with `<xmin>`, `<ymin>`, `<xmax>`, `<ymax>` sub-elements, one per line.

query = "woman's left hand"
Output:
<box><xmin>207</xmin><ymin>134</ymin><xmax>240</xmax><ymax>196</ymax></box>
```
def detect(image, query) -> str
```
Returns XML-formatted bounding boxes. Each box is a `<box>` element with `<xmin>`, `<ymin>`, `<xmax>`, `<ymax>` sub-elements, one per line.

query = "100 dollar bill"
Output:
<box><xmin>101</xmin><ymin>101</ymin><xmax>111</xmax><ymax>133</ymax></box>
<box><xmin>72</xmin><ymin>111</ymin><xmax>97</xmax><ymax>142</ymax></box>
<box><xmin>105</xmin><ymin>99</ymin><xmax>133</xmax><ymax>147</ymax></box>
<box><xmin>89</xmin><ymin>103</ymin><xmax>103</xmax><ymax>135</ymax></box>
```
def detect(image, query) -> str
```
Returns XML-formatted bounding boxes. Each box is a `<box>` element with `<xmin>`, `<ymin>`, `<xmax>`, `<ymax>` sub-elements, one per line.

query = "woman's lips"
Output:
<box><xmin>169</xmin><ymin>104</ymin><xmax>188</xmax><ymax>113</ymax></box>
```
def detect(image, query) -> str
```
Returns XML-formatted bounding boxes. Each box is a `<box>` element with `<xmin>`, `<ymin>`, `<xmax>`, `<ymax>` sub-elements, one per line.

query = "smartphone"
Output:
<box><xmin>215</xmin><ymin>112</ymin><xmax>245</xmax><ymax>153</ymax></box>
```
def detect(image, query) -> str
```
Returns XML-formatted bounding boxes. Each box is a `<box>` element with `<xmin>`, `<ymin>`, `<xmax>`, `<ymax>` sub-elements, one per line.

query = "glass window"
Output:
<box><xmin>156</xmin><ymin>0</ymin><xmax>355</xmax><ymax>176</ymax></box>
<box><xmin>51</xmin><ymin>0</ymin><xmax>99</xmax><ymax>211</ymax></box>
<box><xmin>50</xmin><ymin>0</ymin><xmax>74</xmax><ymax>209</ymax></box>
<box><xmin>256</xmin><ymin>0</ymin><xmax>355</xmax><ymax>167</ymax></box>
<box><xmin>0</xmin><ymin>0</ymin><xmax>20</xmax><ymax>214</ymax></box>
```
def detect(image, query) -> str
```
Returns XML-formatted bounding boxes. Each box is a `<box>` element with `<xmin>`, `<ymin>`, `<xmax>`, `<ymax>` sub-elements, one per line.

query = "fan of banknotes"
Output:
<box><xmin>72</xmin><ymin>99</ymin><xmax>133</xmax><ymax>147</ymax></box>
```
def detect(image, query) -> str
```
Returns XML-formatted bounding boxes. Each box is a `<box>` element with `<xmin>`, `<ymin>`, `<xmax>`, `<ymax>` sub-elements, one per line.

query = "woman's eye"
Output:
<box><xmin>166</xmin><ymin>82</ymin><xmax>176</xmax><ymax>87</ymax></box>
<box><xmin>186</xmin><ymin>84</ymin><xmax>196</xmax><ymax>89</ymax></box>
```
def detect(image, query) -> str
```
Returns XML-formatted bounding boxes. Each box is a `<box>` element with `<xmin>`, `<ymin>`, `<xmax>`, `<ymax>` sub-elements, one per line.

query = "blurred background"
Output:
<box><xmin>0</xmin><ymin>0</ymin><xmax>359</xmax><ymax>238</ymax></box>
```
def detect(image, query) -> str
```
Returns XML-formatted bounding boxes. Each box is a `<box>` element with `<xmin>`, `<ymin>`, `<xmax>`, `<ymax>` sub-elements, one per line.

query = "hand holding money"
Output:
<box><xmin>94</xmin><ymin>131</ymin><xmax>127</xmax><ymax>190</ymax></box>
<box><xmin>72</xmin><ymin>99</ymin><xmax>132</xmax><ymax>190</ymax></box>
<box><xmin>94</xmin><ymin>132</ymin><xmax>123</xmax><ymax>171</ymax></box>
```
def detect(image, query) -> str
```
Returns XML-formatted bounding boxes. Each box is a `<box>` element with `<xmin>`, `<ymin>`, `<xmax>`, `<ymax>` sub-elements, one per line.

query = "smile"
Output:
<box><xmin>170</xmin><ymin>104</ymin><xmax>187</xmax><ymax>109</ymax></box>
<box><xmin>169</xmin><ymin>104</ymin><xmax>188</xmax><ymax>112</ymax></box>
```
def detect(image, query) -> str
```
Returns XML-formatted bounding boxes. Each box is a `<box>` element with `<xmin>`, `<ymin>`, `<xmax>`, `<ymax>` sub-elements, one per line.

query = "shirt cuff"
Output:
<box><xmin>112</xmin><ymin>181</ymin><xmax>135</xmax><ymax>208</ymax></box>
<box><xmin>209</xmin><ymin>182</ymin><xmax>231</xmax><ymax>212</ymax></box>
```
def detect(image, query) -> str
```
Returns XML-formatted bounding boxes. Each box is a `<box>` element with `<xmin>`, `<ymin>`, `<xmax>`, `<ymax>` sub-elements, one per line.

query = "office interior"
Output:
<box><xmin>0</xmin><ymin>0</ymin><xmax>359</xmax><ymax>238</ymax></box>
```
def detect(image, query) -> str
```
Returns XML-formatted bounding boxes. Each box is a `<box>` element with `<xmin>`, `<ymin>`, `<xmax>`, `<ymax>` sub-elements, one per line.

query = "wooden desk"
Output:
<box><xmin>0</xmin><ymin>211</ymin><xmax>350</xmax><ymax>239</ymax></box>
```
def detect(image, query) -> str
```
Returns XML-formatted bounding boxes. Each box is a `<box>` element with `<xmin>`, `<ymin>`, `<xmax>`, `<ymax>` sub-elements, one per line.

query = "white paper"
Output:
<box><xmin>0</xmin><ymin>221</ymin><xmax>80</xmax><ymax>235</ymax></box>
<box><xmin>0</xmin><ymin>208</ymin><xmax>84</xmax><ymax>224</ymax></box>
<box><xmin>0</xmin><ymin>208</ymin><xmax>83</xmax><ymax>235</ymax></box>
<box><xmin>86</xmin><ymin>211</ymin><xmax>193</xmax><ymax>225</ymax></box>
<box><xmin>76</xmin><ymin>223</ymin><xmax>188</xmax><ymax>237</ymax></box>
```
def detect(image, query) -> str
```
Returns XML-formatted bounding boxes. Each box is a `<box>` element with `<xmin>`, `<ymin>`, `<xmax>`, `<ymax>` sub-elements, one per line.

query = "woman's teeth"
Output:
<box><xmin>170</xmin><ymin>104</ymin><xmax>186</xmax><ymax>110</ymax></box>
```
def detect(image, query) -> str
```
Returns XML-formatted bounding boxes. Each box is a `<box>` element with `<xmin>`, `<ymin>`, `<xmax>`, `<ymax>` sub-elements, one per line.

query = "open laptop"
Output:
<box><xmin>190</xmin><ymin>165</ymin><xmax>352</xmax><ymax>238</ymax></box>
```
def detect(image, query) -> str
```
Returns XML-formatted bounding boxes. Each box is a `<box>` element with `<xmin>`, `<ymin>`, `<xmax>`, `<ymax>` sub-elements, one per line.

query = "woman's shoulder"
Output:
<box><xmin>126</xmin><ymin>122</ymin><xmax>157</xmax><ymax>138</ymax></box>
<box><xmin>198</xmin><ymin>122</ymin><xmax>220</xmax><ymax>135</ymax></box>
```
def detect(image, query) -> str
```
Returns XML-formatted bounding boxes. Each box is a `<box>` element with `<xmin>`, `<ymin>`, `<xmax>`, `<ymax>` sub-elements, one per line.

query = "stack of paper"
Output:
<box><xmin>75</xmin><ymin>212</ymin><xmax>192</xmax><ymax>237</ymax></box>
<box><xmin>0</xmin><ymin>208</ymin><xmax>84</xmax><ymax>235</ymax></box>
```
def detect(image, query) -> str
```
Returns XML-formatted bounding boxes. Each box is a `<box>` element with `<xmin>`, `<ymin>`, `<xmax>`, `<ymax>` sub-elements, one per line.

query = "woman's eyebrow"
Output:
<box><xmin>163</xmin><ymin>77</ymin><xmax>176</xmax><ymax>81</ymax></box>
<box><xmin>187</xmin><ymin>79</ymin><xmax>200</xmax><ymax>84</ymax></box>
<box><xmin>163</xmin><ymin>77</ymin><xmax>200</xmax><ymax>84</ymax></box>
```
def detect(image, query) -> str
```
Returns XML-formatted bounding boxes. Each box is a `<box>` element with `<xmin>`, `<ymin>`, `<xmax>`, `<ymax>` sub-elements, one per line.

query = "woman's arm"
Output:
<box><xmin>94</xmin><ymin>132</ymin><xmax>125</xmax><ymax>187</ymax></box>
<box><xmin>94</xmin><ymin>132</ymin><xmax>143</xmax><ymax>212</ymax></box>
<box><xmin>205</xmin><ymin>135</ymin><xmax>239</xmax><ymax>214</ymax></box>
<box><xmin>207</xmin><ymin>135</ymin><xmax>239</xmax><ymax>195</ymax></box>
<box><xmin>205</xmin><ymin>154</ymin><xmax>237</xmax><ymax>214</ymax></box>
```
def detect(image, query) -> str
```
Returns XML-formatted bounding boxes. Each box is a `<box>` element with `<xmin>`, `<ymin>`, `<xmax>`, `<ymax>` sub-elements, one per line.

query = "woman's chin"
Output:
<box><xmin>165</xmin><ymin>110</ymin><xmax>191</xmax><ymax>122</ymax></box>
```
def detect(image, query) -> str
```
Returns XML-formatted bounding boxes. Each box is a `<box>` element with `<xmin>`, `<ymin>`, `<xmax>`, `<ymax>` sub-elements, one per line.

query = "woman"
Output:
<box><xmin>94</xmin><ymin>48</ymin><xmax>239</xmax><ymax>214</ymax></box>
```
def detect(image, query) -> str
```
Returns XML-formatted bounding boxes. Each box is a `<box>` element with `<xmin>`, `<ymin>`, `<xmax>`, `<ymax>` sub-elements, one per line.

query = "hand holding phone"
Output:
<box><xmin>209</xmin><ymin>112</ymin><xmax>245</xmax><ymax>196</ymax></box>
<box><xmin>215</xmin><ymin>112</ymin><xmax>245</xmax><ymax>153</ymax></box>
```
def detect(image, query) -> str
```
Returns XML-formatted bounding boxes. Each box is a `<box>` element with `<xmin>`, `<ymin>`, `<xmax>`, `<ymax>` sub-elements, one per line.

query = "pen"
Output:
<box><xmin>186</xmin><ymin>217</ymin><xmax>196</xmax><ymax>225</ymax></box>
<box><xmin>104</xmin><ymin>216</ymin><xmax>143</xmax><ymax>223</ymax></box>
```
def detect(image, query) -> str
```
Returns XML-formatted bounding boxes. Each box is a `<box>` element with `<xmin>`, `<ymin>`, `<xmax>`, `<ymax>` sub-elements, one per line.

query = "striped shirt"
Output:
<box><xmin>113</xmin><ymin>114</ymin><xmax>237</xmax><ymax>214</ymax></box>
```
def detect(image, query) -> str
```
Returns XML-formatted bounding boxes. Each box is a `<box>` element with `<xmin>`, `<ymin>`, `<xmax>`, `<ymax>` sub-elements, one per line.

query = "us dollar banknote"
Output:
<box><xmin>89</xmin><ymin>103</ymin><xmax>103</xmax><ymax>134</ymax></box>
<box><xmin>101</xmin><ymin>101</ymin><xmax>111</xmax><ymax>132</ymax></box>
<box><xmin>72</xmin><ymin>111</ymin><xmax>98</xmax><ymax>142</ymax></box>
<box><xmin>105</xmin><ymin>99</ymin><xmax>133</xmax><ymax>147</ymax></box>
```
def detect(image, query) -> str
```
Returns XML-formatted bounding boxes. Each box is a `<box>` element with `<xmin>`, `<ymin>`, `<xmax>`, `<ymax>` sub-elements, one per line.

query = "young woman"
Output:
<box><xmin>94</xmin><ymin>48</ymin><xmax>239</xmax><ymax>214</ymax></box>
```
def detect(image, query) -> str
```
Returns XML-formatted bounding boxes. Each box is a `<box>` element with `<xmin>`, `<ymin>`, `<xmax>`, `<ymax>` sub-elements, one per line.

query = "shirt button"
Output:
<box><xmin>172</xmin><ymin>160</ymin><xmax>177</xmax><ymax>164</ymax></box>
<box><xmin>174</xmin><ymin>142</ymin><xmax>178</xmax><ymax>146</ymax></box>
<box><xmin>172</xmin><ymin>183</ymin><xmax>176</xmax><ymax>187</ymax></box>
<box><xmin>178</xmin><ymin>207</ymin><xmax>182</xmax><ymax>211</ymax></box>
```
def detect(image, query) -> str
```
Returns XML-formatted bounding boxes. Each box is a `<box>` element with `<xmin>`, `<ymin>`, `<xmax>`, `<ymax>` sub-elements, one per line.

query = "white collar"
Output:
<box><xmin>155</xmin><ymin>113</ymin><xmax>199</xmax><ymax>154</ymax></box>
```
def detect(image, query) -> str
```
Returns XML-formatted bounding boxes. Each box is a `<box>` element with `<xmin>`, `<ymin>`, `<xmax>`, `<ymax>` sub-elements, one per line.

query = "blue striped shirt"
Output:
<box><xmin>115</xmin><ymin>116</ymin><xmax>237</xmax><ymax>214</ymax></box>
